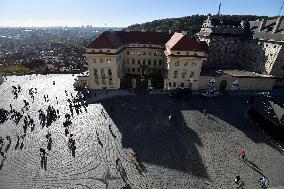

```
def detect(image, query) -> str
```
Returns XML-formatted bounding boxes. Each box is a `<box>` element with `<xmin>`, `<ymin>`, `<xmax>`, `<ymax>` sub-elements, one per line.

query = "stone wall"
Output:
<box><xmin>199</xmin><ymin>36</ymin><xmax>243</xmax><ymax>65</ymax></box>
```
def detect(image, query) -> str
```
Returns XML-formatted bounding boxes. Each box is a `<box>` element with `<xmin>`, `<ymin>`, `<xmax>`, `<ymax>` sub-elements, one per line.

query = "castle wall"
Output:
<box><xmin>206</xmin><ymin>36</ymin><xmax>243</xmax><ymax>65</ymax></box>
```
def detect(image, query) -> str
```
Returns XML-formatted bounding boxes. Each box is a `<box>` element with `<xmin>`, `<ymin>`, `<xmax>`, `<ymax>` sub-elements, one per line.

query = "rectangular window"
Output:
<box><xmin>132</xmin><ymin>58</ymin><xmax>135</xmax><ymax>64</ymax></box>
<box><xmin>148</xmin><ymin>52</ymin><xmax>152</xmax><ymax>56</ymax></box>
<box><xmin>138</xmin><ymin>60</ymin><xmax>141</xmax><ymax>65</ymax></box>
<box><xmin>102</xmin><ymin>79</ymin><xmax>106</xmax><ymax>85</ymax></box>
<box><xmin>154</xmin><ymin>60</ymin><xmax>156</xmax><ymax>65</ymax></box>
<box><xmin>175</xmin><ymin>61</ymin><xmax>179</xmax><ymax>66</ymax></box>
<box><xmin>182</xmin><ymin>72</ymin><xmax>186</xmax><ymax>78</ymax></box>
<box><xmin>148</xmin><ymin>60</ymin><xmax>151</xmax><ymax>65</ymax></box>
<box><xmin>159</xmin><ymin>60</ymin><xmax>162</xmax><ymax>65</ymax></box>
<box><xmin>127</xmin><ymin>68</ymin><xmax>130</xmax><ymax>72</ymax></box>
<box><xmin>127</xmin><ymin>58</ymin><xmax>129</xmax><ymax>64</ymax></box>
<box><xmin>154</xmin><ymin>52</ymin><xmax>158</xmax><ymax>56</ymax></box>
<box><xmin>109</xmin><ymin>78</ymin><xmax>113</xmax><ymax>85</ymax></box>
<box><xmin>94</xmin><ymin>69</ymin><xmax>99</xmax><ymax>84</ymax></box>
<box><xmin>132</xmin><ymin>68</ymin><xmax>135</xmax><ymax>72</ymax></box>
<box><xmin>100</xmin><ymin>59</ymin><xmax>103</xmax><ymax>63</ymax></box>
<box><xmin>137</xmin><ymin>68</ymin><xmax>140</xmax><ymax>72</ymax></box>
<box><xmin>190</xmin><ymin>72</ymin><xmax>194</xmax><ymax>78</ymax></box>
<box><xmin>143</xmin><ymin>52</ymin><xmax>146</xmax><ymax>55</ymax></box>
<box><xmin>94</xmin><ymin>69</ymin><xmax>98</xmax><ymax>77</ymax></box>
<box><xmin>143</xmin><ymin>60</ymin><xmax>146</xmax><ymax>65</ymax></box>
<box><xmin>173</xmin><ymin>82</ymin><xmax>176</xmax><ymax>87</ymax></box>
<box><xmin>92</xmin><ymin>59</ymin><xmax>96</xmax><ymax>63</ymax></box>
<box><xmin>107</xmin><ymin>50</ymin><xmax>110</xmax><ymax>53</ymax></box>
<box><xmin>173</xmin><ymin>71</ymin><xmax>178</xmax><ymax>78</ymax></box>
<box><xmin>127</xmin><ymin>51</ymin><xmax>129</xmax><ymax>55</ymax></box>
<box><xmin>184</xmin><ymin>62</ymin><xmax>188</xmax><ymax>66</ymax></box>
<box><xmin>101</xmin><ymin>68</ymin><xmax>105</xmax><ymax>78</ymax></box>
<box><xmin>108</xmin><ymin>69</ymin><xmax>112</xmax><ymax>76</ymax></box>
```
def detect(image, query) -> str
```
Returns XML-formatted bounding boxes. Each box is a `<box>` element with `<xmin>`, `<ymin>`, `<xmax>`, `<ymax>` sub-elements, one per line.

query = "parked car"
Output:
<box><xmin>201</xmin><ymin>88</ymin><xmax>219</xmax><ymax>98</ymax></box>
<box><xmin>170</xmin><ymin>87</ymin><xmax>192</xmax><ymax>99</ymax></box>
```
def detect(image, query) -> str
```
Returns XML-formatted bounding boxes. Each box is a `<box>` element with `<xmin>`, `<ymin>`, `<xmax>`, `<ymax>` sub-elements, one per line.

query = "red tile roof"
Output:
<box><xmin>87</xmin><ymin>31</ymin><xmax>208</xmax><ymax>52</ymax></box>
<box><xmin>86</xmin><ymin>32</ymin><xmax>123</xmax><ymax>49</ymax></box>
<box><xmin>170</xmin><ymin>35</ymin><xmax>208</xmax><ymax>51</ymax></box>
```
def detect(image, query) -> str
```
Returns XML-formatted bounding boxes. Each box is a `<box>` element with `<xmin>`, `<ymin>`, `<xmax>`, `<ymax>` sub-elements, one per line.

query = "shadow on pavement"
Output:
<box><xmin>101</xmin><ymin>95</ymin><xmax>209</xmax><ymax>179</ymax></box>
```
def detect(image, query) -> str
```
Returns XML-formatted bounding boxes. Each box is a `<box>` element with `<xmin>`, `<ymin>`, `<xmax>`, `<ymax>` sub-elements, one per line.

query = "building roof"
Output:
<box><xmin>170</xmin><ymin>35</ymin><xmax>208</xmax><ymax>51</ymax></box>
<box><xmin>87</xmin><ymin>31</ymin><xmax>172</xmax><ymax>49</ymax></box>
<box><xmin>211</xmin><ymin>18</ymin><xmax>242</xmax><ymax>27</ymax></box>
<box><xmin>87</xmin><ymin>31</ymin><xmax>207</xmax><ymax>51</ymax></box>
<box><xmin>249</xmin><ymin>17</ymin><xmax>284</xmax><ymax>41</ymax></box>
<box><xmin>86</xmin><ymin>32</ymin><xmax>123</xmax><ymax>49</ymax></box>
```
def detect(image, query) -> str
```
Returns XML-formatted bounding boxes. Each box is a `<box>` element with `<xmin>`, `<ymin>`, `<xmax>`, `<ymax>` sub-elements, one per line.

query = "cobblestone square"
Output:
<box><xmin>0</xmin><ymin>74</ymin><xmax>284</xmax><ymax>189</ymax></box>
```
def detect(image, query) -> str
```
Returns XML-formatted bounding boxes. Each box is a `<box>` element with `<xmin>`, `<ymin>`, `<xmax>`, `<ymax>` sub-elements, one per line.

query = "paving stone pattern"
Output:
<box><xmin>0</xmin><ymin>74</ymin><xmax>283</xmax><ymax>189</ymax></box>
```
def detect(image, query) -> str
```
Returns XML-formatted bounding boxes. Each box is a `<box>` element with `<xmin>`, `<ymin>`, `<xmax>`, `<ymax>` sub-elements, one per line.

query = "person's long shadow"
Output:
<box><xmin>101</xmin><ymin>95</ymin><xmax>209</xmax><ymax>179</ymax></box>
<box><xmin>245</xmin><ymin>160</ymin><xmax>265</xmax><ymax>177</ymax></box>
<box><xmin>0</xmin><ymin>158</ymin><xmax>5</xmax><ymax>171</ymax></box>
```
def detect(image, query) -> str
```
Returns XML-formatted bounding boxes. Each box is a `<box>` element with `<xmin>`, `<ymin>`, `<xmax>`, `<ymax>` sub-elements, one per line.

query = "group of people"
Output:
<box><xmin>234</xmin><ymin>147</ymin><xmax>270</xmax><ymax>188</ymax></box>
<box><xmin>38</xmin><ymin>105</ymin><xmax>59</xmax><ymax>127</ymax></box>
<box><xmin>0</xmin><ymin>83</ymin><xmax>89</xmax><ymax>172</ymax></box>
<box><xmin>66</xmin><ymin>92</ymin><xmax>87</xmax><ymax>117</ymax></box>
<box><xmin>11</xmin><ymin>85</ymin><xmax>21</xmax><ymax>99</ymax></box>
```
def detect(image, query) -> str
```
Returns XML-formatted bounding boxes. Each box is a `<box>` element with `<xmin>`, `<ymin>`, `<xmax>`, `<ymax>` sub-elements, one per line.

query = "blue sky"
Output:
<box><xmin>0</xmin><ymin>0</ymin><xmax>282</xmax><ymax>27</ymax></box>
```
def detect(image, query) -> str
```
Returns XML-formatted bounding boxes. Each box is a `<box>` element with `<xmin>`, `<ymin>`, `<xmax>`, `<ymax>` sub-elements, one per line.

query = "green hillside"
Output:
<box><xmin>126</xmin><ymin>15</ymin><xmax>277</xmax><ymax>37</ymax></box>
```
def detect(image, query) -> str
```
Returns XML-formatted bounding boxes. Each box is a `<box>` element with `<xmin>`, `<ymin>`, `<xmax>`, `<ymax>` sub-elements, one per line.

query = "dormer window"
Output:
<box><xmin>107</xmin><ymin>50</ymin><xmax>110</xmax><ymax>53</ymax></box>
<box><xmin>99</xmin><ymin>50</ymin><xmax>102</xmax><ymax>53</ymax></box>
<box><xmin>177</xmin><ymin>52</ymin><xmax>180</xmax><ymax>54</ymax></box>
<box><xmin>91</xmin><ymin>50</ymin><xmax>95</xmax><ymax>53</ymax></box>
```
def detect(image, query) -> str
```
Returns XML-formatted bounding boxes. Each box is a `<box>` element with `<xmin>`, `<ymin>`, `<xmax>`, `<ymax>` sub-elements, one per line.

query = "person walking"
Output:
<box><xmin>234</xmin><ymin>175</ymin><xmax>244</xmax><ymax>188</ymax></box>
<box><xmin>240</xmin><ymin>147</ymin><xmax>246</xmax><ymax>161</ymax></box>
<box><xmin>259</xmin><ymin>177</ymin><xmax>269</xmax><ymax>188</ymax></box>
<box><xmin>40</xmin><ymin>148</ymin><xmax>47</xmax><ymax>170</ymax></box>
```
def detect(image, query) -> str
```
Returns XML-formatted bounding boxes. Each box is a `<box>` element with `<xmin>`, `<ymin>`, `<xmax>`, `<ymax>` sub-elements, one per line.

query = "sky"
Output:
<box><xmin>0</xmin><ymin>0</ymin><xmax>283</xmax><ymax>27</ymax></box>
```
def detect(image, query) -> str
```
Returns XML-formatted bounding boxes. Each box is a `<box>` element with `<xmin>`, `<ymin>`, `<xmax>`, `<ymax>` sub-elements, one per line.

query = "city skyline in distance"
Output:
<box><xmin>0</xmin><ymin>0</ymin><xmax>283</xmax><ymax>27</ymax></box>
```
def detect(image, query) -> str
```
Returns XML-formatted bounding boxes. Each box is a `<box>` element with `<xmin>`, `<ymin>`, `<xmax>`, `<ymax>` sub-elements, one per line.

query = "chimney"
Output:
<box><xmin>258</xmin><ymin>19</ymin><xmax>266</xmax><ymax>32</ymax></box>
<box><xmin>272</xmin><ymin>16</ymin><xmax>283</xmax><ymax>34</ymax></box>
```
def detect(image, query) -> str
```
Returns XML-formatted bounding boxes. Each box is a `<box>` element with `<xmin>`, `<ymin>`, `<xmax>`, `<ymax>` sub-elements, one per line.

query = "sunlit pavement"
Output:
<box><xmin>0</xmin><ymin>74</ymin><xmax>283</xmax><ymax>189</ymax></box>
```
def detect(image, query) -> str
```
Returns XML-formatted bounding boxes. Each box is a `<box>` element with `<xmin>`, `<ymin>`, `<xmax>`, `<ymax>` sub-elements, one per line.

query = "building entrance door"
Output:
<box><xmin>219</xmin><ymin>80</ymin><xmax>227</xmax><ymax>91</ymax></box>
